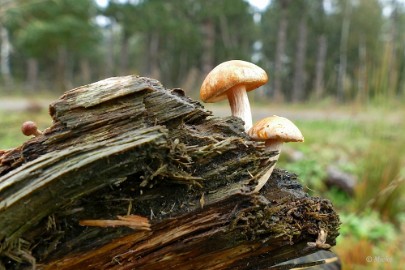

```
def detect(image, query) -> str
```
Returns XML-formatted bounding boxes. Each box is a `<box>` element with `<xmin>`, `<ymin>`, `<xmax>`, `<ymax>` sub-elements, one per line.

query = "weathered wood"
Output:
<box><xmin>0</xmin><ymin>76</ymin><xmax>340</xmax><ymax>269</ymax></box>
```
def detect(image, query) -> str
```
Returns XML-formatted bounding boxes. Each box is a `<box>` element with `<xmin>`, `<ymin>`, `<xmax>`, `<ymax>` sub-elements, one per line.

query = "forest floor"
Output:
<box><xmin>204</xmin><ymin>102</ymin><xmax>403</xmax><ymax>124</ymax></box>
<box><xmin>1</xmin><ymin>97</ymin><xmax>402</xmax><ymax>122</ymax></box>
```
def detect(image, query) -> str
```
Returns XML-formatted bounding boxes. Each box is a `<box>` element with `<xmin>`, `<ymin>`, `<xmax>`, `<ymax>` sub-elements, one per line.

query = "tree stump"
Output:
<box><xmin>0</xmin><ymin>76</ymin><xmax>340</xmax><ymax>269</ymax></box>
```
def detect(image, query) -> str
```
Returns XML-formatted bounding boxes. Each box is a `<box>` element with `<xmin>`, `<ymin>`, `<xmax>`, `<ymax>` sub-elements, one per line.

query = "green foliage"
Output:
<box><xmin>355</xmin><ymin>138</ymin><xmax>405</xmax><ymax>224</ymax></box>
<box><xmin>5</xmin><ymin>0</ymin><xmax>100</xmax><ymax>58</ymax></box>
<box><xmin>338</xmin><ymin>210</ymin><xmax>396</xmax><ymax>242</ymax></box>
<box><xmin>324</xmin><ymin>187</ymin><xmax>351</xmax><ymax>209</ymax></box>
<box><xmin>0</xmin><ymin>109</ymin><xmax>51</xmax><ymax>149</ymax></box>
<box><xmin>98</xmin><ymin>0</ymin><xmax>255</xmax><ymax>88</ymax></box>
<box><xmin>281</xmin><ymin>156</ymin><xmax>326</xmax><ymax>192</ymax></box>
<box><xmin>275</xmin><ymin>106</ymin><xmax>405</xmax><ymax>227</ymax></box>
<box><xmin>2</xmin><ymin>0</ymin><xmax>100</xmax><ymax>90</ymax></box>
<box><xmin>2</xmin><ymin>0</ymin><xmax>405</xmax><ymax>102</ymax></box>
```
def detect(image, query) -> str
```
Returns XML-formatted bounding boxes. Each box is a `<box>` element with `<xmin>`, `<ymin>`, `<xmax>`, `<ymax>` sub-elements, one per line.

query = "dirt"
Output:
<box><xmin>0</xmin><ymin>98</ymin><xmax>51</xmax><ymax>112</ymax></box>
<box><xmin>0</xmin><ymin>98</ymin><xmax>403</xmax><ymax>125</ymax></box>
<box><xmin>204</xmin><ymin>103</ymin><xmax>404</xmax><ymax>124</ymax></box>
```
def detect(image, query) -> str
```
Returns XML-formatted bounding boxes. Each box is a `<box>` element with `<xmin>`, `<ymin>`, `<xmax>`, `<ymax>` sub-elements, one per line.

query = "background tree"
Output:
<box><xmin>291</xmin><ymin>1</ymin><xmax>309</xmax><ymax>102</ymax></box>
<box><xmin>1</xmin><ymin>0</ymin><xmax>405</xmax><ymax>102</ymax></box>
<box><xmin>312</xmin><ymin>0</ymin><xmax>328</xmax><ymax>101</ymax></box>
<box><xmin>4</xmin><ymin>0</ymin><xmax>100</xmax><ymax>91</ymax></box>
<box><xmin>269</xmin><ymin>0</ymin><xmax>290</xmax><ymax>102</ymax></box>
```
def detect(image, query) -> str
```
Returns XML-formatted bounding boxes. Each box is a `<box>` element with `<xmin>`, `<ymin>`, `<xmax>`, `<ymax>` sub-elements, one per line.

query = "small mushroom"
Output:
<box><xmin>21</xmin><ymin>121</ymin><xmax>43</xmax><ymax>137</ymax></box>
<box><xmin>248</xmin><ymin>115</ymin><xmax>304</xmax><ymax>192</ymax></box>
<box><xmin>307</xmin><ymin>229</ymin><xmax>331</xmax><ymax>249</ymax></box>
<box><xmin>200</xmin><ymin>60</ymin><xmax>268</xmax><ymax>131</ymax></box>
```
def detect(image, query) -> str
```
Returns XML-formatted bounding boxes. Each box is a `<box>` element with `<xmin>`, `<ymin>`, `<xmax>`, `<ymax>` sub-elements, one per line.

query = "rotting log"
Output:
<box><xmin>0</xmin><ymin>76</ymin><xmax>340</xmax><ymax>269</ymax></box>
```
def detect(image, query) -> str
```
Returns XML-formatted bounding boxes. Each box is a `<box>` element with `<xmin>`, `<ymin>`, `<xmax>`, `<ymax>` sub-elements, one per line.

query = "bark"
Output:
<box><xmin>292</xmin><ymin>14</ymin><xmax>308</xmax><ymax>103</ymax></box>
<box><xmin>0</xmin><ymin>76</ymin><xmax>340</xmax><ymax>269</ymax></box>
<box><xmin>273</xmin><ymin>0</ymin><xmax>289</xmax><ymax>102</ymax></box>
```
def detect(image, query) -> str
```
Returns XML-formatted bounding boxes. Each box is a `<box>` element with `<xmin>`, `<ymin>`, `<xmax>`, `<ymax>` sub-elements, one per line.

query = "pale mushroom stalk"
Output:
<box><xmin>248</xmin><ymin>116</ymin><xmax>304</xmax><ymax>193</ymax></box>
<box><xmin>227</xmin><ymin>85</ymin><xmax>252</xmax><ymax>131</ymax></box>
<box><xmin>264</xmin><ymin>139</ymin><xmax>284</xmax><ymax>152</ymax></box>
<box><xmin>253</xmin><ymin>140</ymin><xmax>284</xmax><ymax>193</ymax></box>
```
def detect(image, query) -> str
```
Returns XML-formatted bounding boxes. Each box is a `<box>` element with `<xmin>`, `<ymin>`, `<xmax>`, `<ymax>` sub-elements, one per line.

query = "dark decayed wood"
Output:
<box><xmin>0</xmin><ymin>76</ymin><xmax>339</xmax><ymax>269</ymax></box>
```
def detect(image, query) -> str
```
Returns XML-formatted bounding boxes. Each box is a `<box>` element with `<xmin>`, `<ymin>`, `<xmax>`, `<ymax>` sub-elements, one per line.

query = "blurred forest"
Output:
<box><xmin>1</xmin><ymin>1</ymin><xmax>405</xmax><ymax>268</ymax></box>
<box><xmin>1</xmin><ymin>0</ymin><xmax>405</xmax><ymax>103</ymax></box>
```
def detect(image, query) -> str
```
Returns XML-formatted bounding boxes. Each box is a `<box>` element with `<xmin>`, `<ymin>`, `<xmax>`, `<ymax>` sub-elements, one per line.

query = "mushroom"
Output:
<box><xmin>200</xmin><ymin>60</ymin><xmax>268</xmax><ymax>131</ymax></box>
<box><xmin>21</xmin><ymin>121</ymin><xmax>43</xmax><ymax>137</ymax></box>
<box><xmin>248</xmin><ymin>115</ymin><xmax>304</xmax><ymax>192</ymax></box>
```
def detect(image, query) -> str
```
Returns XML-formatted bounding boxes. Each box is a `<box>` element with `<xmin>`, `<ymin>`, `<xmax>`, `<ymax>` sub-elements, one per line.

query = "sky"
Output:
<box><xmin>248</xmin><ymin>0</ymin><xmax>270</xmax><ymax>10</ymax></box>
<box><xmin>94</xmin><ymin>0</ymin><xmax>271</xmax><ymax>27</ymax></box>
<box><xmin>95</xmin><ymin>0</ymin><xmax>271</xmax><ymax>11</ymax></box>
<box><xmin>95</xmin><ymin>0</ymin><xmax>402</xmax><ymax>16</ymax></box>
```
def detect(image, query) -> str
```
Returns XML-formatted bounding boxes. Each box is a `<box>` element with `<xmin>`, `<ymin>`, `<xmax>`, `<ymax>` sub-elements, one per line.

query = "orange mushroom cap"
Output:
<box><xmin>248</xmin><ymin>115</ymin><xmax>304</xmax><ymax>143</ymax></box>
<box><xmin>200</xmin><ymin>60</ymin><xmax>268</xmax><ymax>103</ymax></box>
<box><xmin>21</xmin><ymin>121</ymin><xmax>42</xmax><ymax>137</ymax></box>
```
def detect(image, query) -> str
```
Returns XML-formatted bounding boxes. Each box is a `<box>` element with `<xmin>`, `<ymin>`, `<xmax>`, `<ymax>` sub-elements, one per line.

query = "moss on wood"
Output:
<box><xmin>0</xmin><ymin>76</ymin><xmax>340</xmax><ymax>269</ymax></box>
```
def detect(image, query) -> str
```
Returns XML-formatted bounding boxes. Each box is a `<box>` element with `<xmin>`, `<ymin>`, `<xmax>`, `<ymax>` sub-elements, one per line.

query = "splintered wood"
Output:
<box><xmin>0</xmin><ymin>76</ymin><xmax>340</xmax><ymax>270</ymax></box>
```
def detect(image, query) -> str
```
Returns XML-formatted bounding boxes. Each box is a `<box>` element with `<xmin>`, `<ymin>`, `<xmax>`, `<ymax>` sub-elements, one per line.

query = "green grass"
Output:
<box><xmin>0</xmin><ymin>109</ymin><xmax>52</xmax><ymax>149</ymax></box>
<box><xmin>274</xmin><ymin>105</ymin><xmax>405</xmax><ymax>269</ymax></box>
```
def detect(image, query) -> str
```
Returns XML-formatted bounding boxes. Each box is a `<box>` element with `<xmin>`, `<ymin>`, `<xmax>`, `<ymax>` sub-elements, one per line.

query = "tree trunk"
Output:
<box><xmin>104</xmin><ymin>22</ymin><xmax>115</xmax><ymax>78</ymax></box>
<box><xmin>337</xmin><ymin>0</ymin><xmax>352</xmax><ymax>103</ymax></box>
<box><xmin>26</xmin><ymin>58</ymin><xmax>39</xmax><ymax>91</ymax></box>
<box><xmin>0</xmin><ymin>76</ymin><xmax>340</xmax><ymax>269</ymax></box>
<box><xmin>388</xmin><ymin>0</ymin><xmax>399</xmax><ymax>98</ymax></box>
<box><xmin>314</xmin><ymin>35</ymin><xmax>327</xmax><ymax>100</ymax></box>
<box><xmin>292</xmin><ymin>14</ymin><xmax>308</xmax><ymax>103</ymax></box>
<box><xmin>0</xmin><ymin>25</ymin><xmax>12</xmax><ymax>87</ymax></box>
<box><xmin>146</xmin><ymin>33</ymin><xmax>160</xmax><ymax>80</ymax></box>
<box><xmin>201</xmin><ymin>19</ymin><xmax>215</xmax><ymax>76</ymax></box>
<box><xmin>120</xmin><ymin>33</ymin><xmax>130</xmax><ymax>75</ymax></box>
<box><xmin>80</xmin><ymin>58</ymin><xmax>91</xmax><ymax>85</ymax></box>
<box><xmin>273</xmin><ymin>0</ymin><xmax>289</xmax><ymax>102</ymax></box>
<box><xmin>56</xmin><ymin>46</ymin><xmax>68</xmax><ymax>91</ymax></box>
<box><xmin>356</xmin><ymin>36</ymin><xmax>367</xmax><ymax>104</ymax></box>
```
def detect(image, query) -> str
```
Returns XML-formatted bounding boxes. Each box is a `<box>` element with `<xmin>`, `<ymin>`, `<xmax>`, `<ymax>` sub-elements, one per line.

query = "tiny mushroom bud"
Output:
<box><xmin>21</xmin><ymin>121</ymin><xmax>43</xmax><ymax>137</ymax></box>
<box><xmin>200</xmin><ymin>60</ymin><xmax>268</xmax><ymax>131</ymax></box>
<box><xmin>248</xmin><ymin>115</ymin><xmax>304</xmax><ymax>192</ymax></box>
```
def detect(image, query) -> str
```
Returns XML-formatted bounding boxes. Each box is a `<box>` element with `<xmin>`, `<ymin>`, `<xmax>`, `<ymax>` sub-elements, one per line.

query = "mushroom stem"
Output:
<box><xmin>253</xmin><ymin>140</ymin><xmax>284</xmax><ymax>193</ymax></box>
<box><xmin>33</xmin><ymin>129</ymin><xmax>43</xmax><ymax>136</ymax></box>
<box><xmin>248</xmin><ymin>116</ymin><xmax>304</xmax><ymax>193</ymax></box>
<box><xmin>264</xmin><ymin>140</ymin><xmax>284</xmax><ymax>152</ymax></box>
<box><xmin>227</xmin><ymin>85</ymin><xmax>252</xmax><ymax>131</ymax></box>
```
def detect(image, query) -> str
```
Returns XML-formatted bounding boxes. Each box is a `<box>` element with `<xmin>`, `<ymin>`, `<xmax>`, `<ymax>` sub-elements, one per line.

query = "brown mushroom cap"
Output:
<box><xmin>200</xmin><ymin>60</ymin><xmax>268</xmax><ymax>103</ymax></box>
<box><xmin>248</xmin><ymin>115</ymin><xmax>304</xmax><ymax>143</ymax></box>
